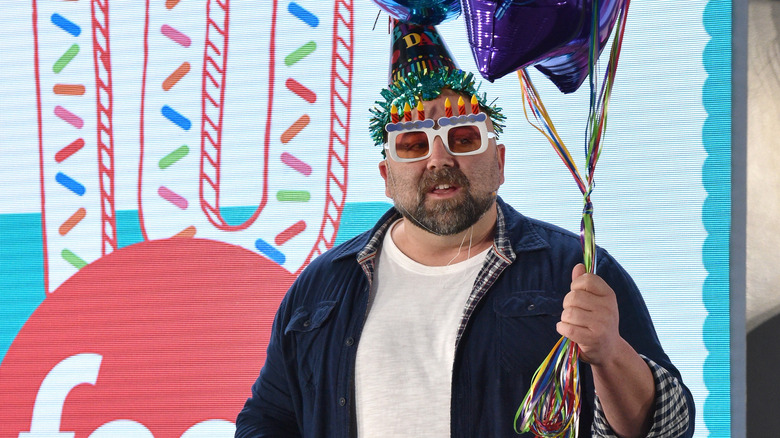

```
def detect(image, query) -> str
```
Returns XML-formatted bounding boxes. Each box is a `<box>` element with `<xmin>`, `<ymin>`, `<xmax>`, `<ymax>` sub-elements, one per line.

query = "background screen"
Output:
<box><xmin>0</xmin><ymin>1</ymin><xmax>731</xmax><ymax>436</ymax></box>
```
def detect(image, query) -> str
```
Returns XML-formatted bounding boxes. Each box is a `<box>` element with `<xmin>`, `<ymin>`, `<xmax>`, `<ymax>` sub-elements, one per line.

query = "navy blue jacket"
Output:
<box><xmin>236</xmin><ymin>199</ymin><xmax>694</xmax><ymax>437</ymax></box>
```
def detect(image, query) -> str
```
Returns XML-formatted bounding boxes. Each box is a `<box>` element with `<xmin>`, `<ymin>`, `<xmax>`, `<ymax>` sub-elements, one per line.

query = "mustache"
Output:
<box><xmin>418</xmin><ymin>167</ymin><xmax>470</xmax><ymax>193</ymax></box>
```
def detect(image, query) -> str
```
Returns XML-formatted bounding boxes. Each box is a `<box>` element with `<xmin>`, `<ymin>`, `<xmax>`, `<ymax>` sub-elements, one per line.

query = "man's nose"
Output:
<box><xmin>426</xmin><ymin>135</ymin><xmax>454</xmax><ymax>169</ymax></box>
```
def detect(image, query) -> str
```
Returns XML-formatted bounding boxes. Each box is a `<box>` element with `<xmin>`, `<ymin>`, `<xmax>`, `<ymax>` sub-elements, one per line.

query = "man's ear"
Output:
<box><xmin>379</xmin><ymin>160</ymin><xmax>392</xmax><ymax>198</ymax></box>
<box><xmin>496</xmin><ymin>143</ymin><xmax>506</xmax><ymax>187</ymax></box>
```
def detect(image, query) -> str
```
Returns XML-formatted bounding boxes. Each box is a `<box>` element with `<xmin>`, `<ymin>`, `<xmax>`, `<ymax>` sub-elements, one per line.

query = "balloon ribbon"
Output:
<box><xmin>514</xmin><ymin>0</ymin><xmax>630</xmax><ymax>436</ymax></box>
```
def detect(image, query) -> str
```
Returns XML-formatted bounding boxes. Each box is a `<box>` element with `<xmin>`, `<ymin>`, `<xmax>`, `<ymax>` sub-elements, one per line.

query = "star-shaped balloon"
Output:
<box><xmin>462</xmin><ymin>0</ymin><xmax>625</xmax><ymax>93</ymax></box>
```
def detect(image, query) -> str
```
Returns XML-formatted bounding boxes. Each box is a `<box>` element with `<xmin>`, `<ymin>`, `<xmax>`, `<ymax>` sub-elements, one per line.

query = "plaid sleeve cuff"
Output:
<box><xmin>591</xmin><ymin>355</ymin><xmax>690</xmax><ymax>437</ymax></box>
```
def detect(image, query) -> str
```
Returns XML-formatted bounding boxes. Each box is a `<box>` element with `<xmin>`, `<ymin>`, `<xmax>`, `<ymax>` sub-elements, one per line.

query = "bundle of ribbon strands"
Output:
<box><xmin>514</xmin><ymin>0</ymin><xmax>631</xmax><ymax>436</ymax></box>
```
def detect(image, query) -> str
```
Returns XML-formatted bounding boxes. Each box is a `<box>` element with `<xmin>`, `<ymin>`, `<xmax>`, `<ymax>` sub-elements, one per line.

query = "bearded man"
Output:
<box><xmin>236</xmin><ymin>21</ymin><xmax>694</xmax><ymax>438</ymax></box>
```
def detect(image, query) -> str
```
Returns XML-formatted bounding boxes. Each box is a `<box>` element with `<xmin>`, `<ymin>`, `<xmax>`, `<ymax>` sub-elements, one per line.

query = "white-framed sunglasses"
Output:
<box><xmin>384</xmin><ymin>113</ymin><xmax>496</xmax><ymax>163</ymax></box>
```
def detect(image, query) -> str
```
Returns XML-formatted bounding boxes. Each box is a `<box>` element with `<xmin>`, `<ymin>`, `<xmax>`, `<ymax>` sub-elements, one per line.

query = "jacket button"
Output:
<box><xmin>345</xmin><ymin>337</ymin><xmax>354</xmax><ymax>346</ymax></box>
<box><xmin>339</xmin><ymin>397</ymin><xmax>346</xmax><ymax>406</ymax></box>
<box><xmin>303</xmin><ymin>319</ymin><xmax>311</xmax><ymax>327</ymax></box>
<box><xmin>527</xmin><ymin>304</ymin><xmax>535</xmax><ymax>311</ymax></box>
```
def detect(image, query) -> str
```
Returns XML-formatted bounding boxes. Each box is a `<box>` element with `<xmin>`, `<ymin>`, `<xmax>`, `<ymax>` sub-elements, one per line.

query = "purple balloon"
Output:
<box><xmin>372</xmin><ymin>0</ymin><xmax>462</xmax><ymax>26</ymax></box>
<box><xmin>462</xmin><ymin>0</ymin><xmax>624</xmax><ymax>93</ymax></box>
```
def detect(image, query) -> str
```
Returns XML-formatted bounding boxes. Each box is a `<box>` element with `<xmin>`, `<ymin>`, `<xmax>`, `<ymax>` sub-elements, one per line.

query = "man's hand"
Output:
<box><xmin>556</xmin><ymin>263</ymin><xmax>656</xmax><ymax>437</ymax></box>
<box><xmin>556</xmin><ymin>263</ymin><xmax>621</xmax><ymax>365</ymax></box>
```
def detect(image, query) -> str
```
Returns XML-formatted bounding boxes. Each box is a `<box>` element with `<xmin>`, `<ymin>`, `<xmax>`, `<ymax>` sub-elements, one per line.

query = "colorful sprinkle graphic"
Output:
<box><xmin>163</xmin><ymin>62</ymin><xmax>190</xmax><ymax>91</ymax></box>
<box><xmin>161</xmin><ymin>105</ymin><xmax>191</xmax><ymax>130</ymax></box>
<box><xmin>53</xmin><ymin>44</ymin><xmax>79</xmax><ymax>73</ymax></box>
<box><xmin>275</xmin><ymin>220</ymin><xmax>306</xmax><ymax>246</ymax></box>
<box><xmin>288</xmin><ymin>3</ymin><xmax>319</xmax><ymax>28</ymax></box>
<box><xmin>276</xmin><ymin>190</ymin><xmax>310</xmax><ymax>202</ymax></box>
<box><xmin>51</xmin><ymin>13</ymin><xmax>81</xmax><ymax>37</ymax></box>
<box><xmin>59</xmin><ymin>208</ymin><xmax>87</xmax><ymax>235</ymax></box>
<box><xmin>280</xmin><ymin>152</ymin><xmax>312</xmax><ymax>176</ymax></box>
<box><xmin>54</xmin><ymin>105</ymin><xmax>84</xmax><ymax>128</ymax></box>
<box><xmin>255</xmin><ymin>238</ymin><xmax>286</xmax><ymax>265</ymax></box>
<box><xmin>281</xmin><ymin>114</ymin><xmax>310</xmax><ymax>143</ymax></box>
<box><xmin>61</xmin><ymin>248</ymin><xmax>87</xmax><ymax>269</ymax></box>
<box><xmin>286</xmin><ymin>78</ymin><xmax>316</xmax><ymax>103</ymax></box>
<box><xmin>161</xmin><ymin>24</ymin><xmax>191</xmax><ymax>47</ymax></box>
<box><xmin>55</xmin><ymin>138</ymin><xmax>85</xmax><ymax>163</ymax></box>
<box><xmin>285</xmin><ymin>41</ymin><xmax>316</xmax><ymax>66</ymax></box>
<box><xmin>53</xmin><ymin>84</ymin><xmax>86</xmax><ymax>95</ymax></box>
<box><xmin>55</xmin><ymin>172</ymin><xmax>86</xmax><ymax>196</ymax></box>
<box><xmin>174</xmin><ymin>226</ymin><xmax>197</xmax><ymax>238</ymax></box>
<box><xmin>159</xmin><ymin>145</ymin><xmax>189</xmax><ymax>169</ymax></box>
<box><xmin>158</xmin><ymin>186</ymin><xmax>188</xmax><ymax>209</ymax></box>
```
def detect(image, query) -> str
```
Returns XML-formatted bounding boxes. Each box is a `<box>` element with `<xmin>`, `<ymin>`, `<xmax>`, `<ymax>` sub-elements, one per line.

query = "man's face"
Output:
<box><xmin>379</xmin><ymin>89</ymin><xmax>505</xmax><ymax>236</ymax></box>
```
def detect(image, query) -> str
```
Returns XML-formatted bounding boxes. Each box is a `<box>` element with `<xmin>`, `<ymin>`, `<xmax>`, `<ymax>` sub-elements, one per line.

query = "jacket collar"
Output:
<box><xmin>496</xmin><ymin>197</ymin><xmax>550</xmax><ymax>253</ymax></box>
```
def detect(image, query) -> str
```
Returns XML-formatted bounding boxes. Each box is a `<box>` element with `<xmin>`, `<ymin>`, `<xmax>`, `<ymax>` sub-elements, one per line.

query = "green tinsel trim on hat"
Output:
<box><xmin>369</xmin><ymin>68</ymin><xmax>506</xmax><ymax>149</ymax></box>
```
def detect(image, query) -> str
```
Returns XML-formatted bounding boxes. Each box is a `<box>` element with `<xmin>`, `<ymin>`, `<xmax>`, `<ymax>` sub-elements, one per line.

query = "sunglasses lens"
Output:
<box><xmin>394</xmin><ymin>131</ymin><xmax>430</xmax><ymax>160</ymax></box>
<box><xmin>447</xmin><ymin>125</ymin><xmax>482</xmax><ymax>154</ymax></box>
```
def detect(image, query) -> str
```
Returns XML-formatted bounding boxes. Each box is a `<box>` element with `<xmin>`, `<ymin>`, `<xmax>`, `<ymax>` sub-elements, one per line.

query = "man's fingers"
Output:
<box><xmin>557</xmin><ymin>321</ymin><xmax>595</xmax><ymax>345</ymax></box>
<box><xmin>571</xmin><ymin>273</ymin><xmax>613</xmax><ymax>298</ymax></box>
<box><xmin>563</xmin><ymin>288</ymin><xmax>610</xmax><ymax>312</ymax></box>
<box><xmin>560</xmin><ymin>307</ymin><xmax>594</xmax><ymax>329</ymax></box>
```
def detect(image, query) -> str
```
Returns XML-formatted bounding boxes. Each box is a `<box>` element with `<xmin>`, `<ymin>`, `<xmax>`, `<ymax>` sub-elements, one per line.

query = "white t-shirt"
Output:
<box><xmin>354</xmin><ymin>222</ymin><xmax>489</xmax><ymax>437</ymax></box>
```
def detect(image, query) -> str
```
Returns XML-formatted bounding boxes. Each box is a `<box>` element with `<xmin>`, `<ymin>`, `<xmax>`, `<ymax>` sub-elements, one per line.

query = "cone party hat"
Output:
<box><xmin>389</xmin><ymin>19</ymin><xmax>458</xmax><ymax>83</ymax></box>
<box><xmin>369</xmin><ymin>19</ymin><xmax>505</xmax><ymax>148</ymax></box>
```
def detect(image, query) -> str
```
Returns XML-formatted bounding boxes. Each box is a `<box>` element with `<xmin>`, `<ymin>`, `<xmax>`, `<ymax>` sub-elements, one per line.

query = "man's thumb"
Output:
<box><xmin>572</xmin><ymin>263</ymin><xmax>587</xmax><ymax>281</ymax></box>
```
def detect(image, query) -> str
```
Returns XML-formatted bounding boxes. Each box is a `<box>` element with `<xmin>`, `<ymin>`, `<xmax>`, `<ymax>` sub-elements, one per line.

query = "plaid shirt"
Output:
<box><xmin>356</xmin><ymin>203</ymin><xmax>690</xmax><ymax>436</ymax></box>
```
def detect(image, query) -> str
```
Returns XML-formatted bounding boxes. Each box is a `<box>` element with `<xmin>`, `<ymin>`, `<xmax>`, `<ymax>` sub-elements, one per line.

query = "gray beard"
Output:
<box><xmin>399</xmin><ymin>167</ymin><xmax>494</xmax><ymax>236</ymax></box>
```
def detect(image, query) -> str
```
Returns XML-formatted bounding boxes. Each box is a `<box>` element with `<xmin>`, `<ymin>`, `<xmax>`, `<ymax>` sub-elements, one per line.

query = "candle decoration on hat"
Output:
<box><xmin>470</xmin><ymin>95</ymin><xmax>480</xmax><ymax>115</ymax></box>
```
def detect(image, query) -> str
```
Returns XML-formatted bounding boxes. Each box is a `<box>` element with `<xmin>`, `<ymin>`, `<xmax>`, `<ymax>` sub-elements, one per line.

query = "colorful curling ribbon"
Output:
<box><xmin>514</xmin><ymin>1</ymin><xmax>631</xmax><ymax>436</ymax></box>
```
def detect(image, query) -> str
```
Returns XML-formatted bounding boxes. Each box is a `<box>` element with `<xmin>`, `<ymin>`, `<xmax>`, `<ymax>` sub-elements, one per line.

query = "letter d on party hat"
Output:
<box><xmin>389</xmin><ymin>19</ymin><xmax>458</xmax><ymax>83</ymax></box>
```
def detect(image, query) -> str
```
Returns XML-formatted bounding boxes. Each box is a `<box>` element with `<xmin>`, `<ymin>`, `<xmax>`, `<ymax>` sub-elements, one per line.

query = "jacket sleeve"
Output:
<box><xmin>592</xmin><ymin>356</ymin><xmax>694</xmax><ymax>437</ymax></box>
<box><xmin>235</xmin><ymin>291</ymin><xmax>303</xmax><ymax>438</ymax></box>
<box><xmin>589</xmin><ymin>250</ymin><xmax>695</xmax><ymax>437</ymax></box>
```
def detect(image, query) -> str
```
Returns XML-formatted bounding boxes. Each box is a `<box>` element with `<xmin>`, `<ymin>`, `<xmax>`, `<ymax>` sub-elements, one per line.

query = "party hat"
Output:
<box><xmin>389</xmin><ymin>19</ymin><xmax>458</xmax><ymax>83</ymax></box>
<box><xmin>370</xmin><ymin>19</ymin><xmax>506</xmax><ymax>148</ymax></box>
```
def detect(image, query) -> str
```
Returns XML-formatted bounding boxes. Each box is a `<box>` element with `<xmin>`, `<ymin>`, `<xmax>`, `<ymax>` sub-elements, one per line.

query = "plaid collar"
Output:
<box><xmin>355</xmin><ymin>202</ymin><xmax>516</xmax><ymax>268</ymax></box>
